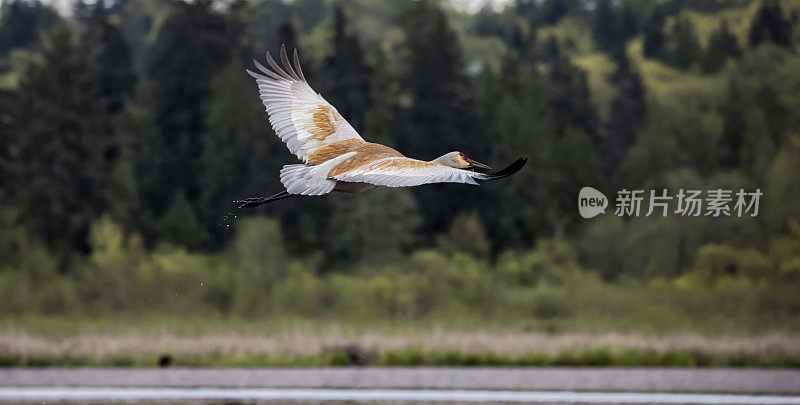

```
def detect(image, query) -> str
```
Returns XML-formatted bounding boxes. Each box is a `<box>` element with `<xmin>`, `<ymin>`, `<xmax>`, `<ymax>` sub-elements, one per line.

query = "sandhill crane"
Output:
<box><xmin>238</xmin><ymin>45</ymin><xmax>527</xmax><ymax>208</ymax></box>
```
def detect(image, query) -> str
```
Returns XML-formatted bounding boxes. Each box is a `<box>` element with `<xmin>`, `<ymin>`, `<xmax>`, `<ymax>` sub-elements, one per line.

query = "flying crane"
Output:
<box><xmin>238</xmin><ymin>45</ymin><xmax>526</xmax><ymax>208</ymax></box>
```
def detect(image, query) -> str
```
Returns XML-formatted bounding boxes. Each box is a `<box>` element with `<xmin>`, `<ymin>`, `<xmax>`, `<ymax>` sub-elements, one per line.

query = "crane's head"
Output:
<box><xmin>433</xmin><ymin>151</ymin><xmax>492</xmax><ymax>170</ymax></box>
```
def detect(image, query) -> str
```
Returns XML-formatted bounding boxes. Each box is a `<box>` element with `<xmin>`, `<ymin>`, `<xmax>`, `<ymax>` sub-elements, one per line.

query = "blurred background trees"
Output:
<box><xmin>0</xmin><ymin>0</ymin><xmax>799</xmax><ymax>328</ymax></box>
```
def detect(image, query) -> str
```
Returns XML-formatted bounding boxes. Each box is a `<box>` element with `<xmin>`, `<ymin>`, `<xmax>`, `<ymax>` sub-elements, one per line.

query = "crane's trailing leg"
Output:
<box><xmin>238</xmin><ymin>190</ymin><xmax>296</xmax><ymax>208</ymax></box>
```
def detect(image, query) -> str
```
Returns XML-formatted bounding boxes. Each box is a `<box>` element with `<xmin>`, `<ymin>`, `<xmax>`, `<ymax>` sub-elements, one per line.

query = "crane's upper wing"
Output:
<box><xmin>247</xmin><ymin>45</ymin><xmax>364</xmax><ymax>162</ymax></box>
<box><xmin>330</xmin><ymin>157</ymin><xmax>528</xmax><ymax>188</ymax></box>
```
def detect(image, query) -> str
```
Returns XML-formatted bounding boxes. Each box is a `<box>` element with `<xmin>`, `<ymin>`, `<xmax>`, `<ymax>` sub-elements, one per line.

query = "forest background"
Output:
<box><xmin>1</xmin><ymin>0</ymin><xmax>799</xmax><ymax>367</ymax></box>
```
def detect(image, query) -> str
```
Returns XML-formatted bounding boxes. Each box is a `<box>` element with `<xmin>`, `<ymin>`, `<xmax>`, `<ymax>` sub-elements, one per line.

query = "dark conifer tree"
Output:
<box><xmin>540</xmin><ymin>0</ymin><xmax>572</xmax><ymax>25</ymax></box>
<box><xmin>515</xmin><ymin>0</ymin><xmax>536</xmax><ymax>23</ymax></box>
<box><xmin>73</xmin><ymin>0</ymin><xmax>126</xmax><ymax>18</ymax></box>
<box><xmin>719</xmin><ymin>79</ymin><xmax>745</xmax><ymax>169</ymax></box>
<box><xmin>642</xmin><ymin>6</ymin><xmax>666</xmax><ymax>58</ymax></box>
<box><xmin>702</xmin><ymin>20</ymin><xmax>741</xmax><ymax>73</ymax></box>
<box><xmin>665</xmin><ymin>16</ymin><xmax>701</xmax><ymax>69</ymax></box>
<box><xmin>0</xmin><ymin>83</ymin><xmax>14</xmax><ymax>202</ymax></box>
<box><xmin>601</xmin><ymin>52</ymin><xmax>646</xmax><ymax>175</ymax></box>
<box><xmin>144</xmin><ymin>0</ymin><xmax>237</xmax><ymax>246</ymax></box>
<box><xmin>200</xmin><ymin>19</ymin><xmax>329</xmax><ymax>252</ymax></box>
<box><xmin>363</xmin><ymin>48</ymin><xmax>399</xmax><ymax>146</ymax></box>
<box><xmin>82</xmin><ymin>17</ymin><xmax>137</xmax><ymax>116</ymax></box>
<box><xmin>399</xmin><ymin>0</ymin><xmax>485</xmax><ymax>158</ymax></box>
<box><xmin>320</xmin><ymin>4</ymin><xmax>371</xmax><ymax>132</ymax></box>
<box><xmin>277</xmin><ymin>23</ymin><xmax>300</xmax><ymax>57</ymax></box>
<box><xmin>4</xmin><ymin>23</ymin><xmax>128</xmax><ymax>254</ymax></box>
<box><xmin>541</xmin><ymin>45</ymin><xmax>604</xmax><ymax>235</ymax></box>
<box><xmin>500</xmin><ymin>52</ymin><xmax>524</xmax><ymax>100</ymax></box>
<box><xmin>755</xmin><ymin>84</ymin><xmax>788</xmax><ymax>147</ymax></box>
<box><xmin>749</xmin><ymin>0</ymin><xmax>793</xmax><ymax>48</ymax></box>
<box><xmin>199</xmin><ymin>59</ymin><xmax>287</xmax><ymax>247</ymax></box>
<box><xmin>484</xmin><ymin>54</ymin><xmax>556</xmax><ymax>246</ymax></box>
<box><xmin>514</xmin><ymin>0</ymin><xmax>541</xmax><ymax>37</ymax></box>
<box><xmin>0</xmin><ymin>0</ymin><xmax>60</xmax><ymax>56</ymax></box>
<box><xmin>82</xmin><ymin>14</ymin><xmax>139</xmax><ymax>231</ymax></box>
<box><xmin>540</xmin><ymin>35</ymin><xmax>561</xmax><ymax>63</ymax></box>
<box><xmin>397</xmin><ymin>0</ymin><xmax>487</xmax><ymax>236</ymax></box>
<box><xmin>475</xmin><ymin>6</ymin><xmax>534</xmax><ymax>60</ymax></box>
<box><xmin>618</xmin><ymin>4</ymin><xmax>638</xmax><ymax>41</ymax></box>
<box><xmin>546</xmin><ymin>45</ymin><xmax>598</xmax><ymax>139</ymax></box>
<box><xmin>593</xmin><ymin>0</ymin><xmax>616</xmax><ymax>51</ymax></box>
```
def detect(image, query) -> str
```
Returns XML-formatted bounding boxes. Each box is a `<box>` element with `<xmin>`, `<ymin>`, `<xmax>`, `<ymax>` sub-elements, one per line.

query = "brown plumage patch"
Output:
<box><xmin>311</xmin><ymin>104</ymin><xmax>338</xmax><ymax>141</ymax></box>
<box><xmin>381</xmin><ymin>159</ymin><xmax>436</xmax><ymax>170</ymax></box>
<box><xmin>328</xmin><ymin>143</ymin><xmax>407</xmax><ymax>177</ymax></box>
<box><xmin>307</xmin><ymin>139</ymin><xmax>364</xmax><ymax>165</ymax></box>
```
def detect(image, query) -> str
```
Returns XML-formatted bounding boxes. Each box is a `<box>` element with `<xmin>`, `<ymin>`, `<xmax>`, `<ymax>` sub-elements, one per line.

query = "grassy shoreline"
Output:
<box><xmin>2</xmin><ymin>347</ymin><xmax>799</xmax><ymax>368</ymax></box>
<box><xmin>2</xmin><ymin>317</ymin><xmax>799</xmax><ymax>368</ymax></box>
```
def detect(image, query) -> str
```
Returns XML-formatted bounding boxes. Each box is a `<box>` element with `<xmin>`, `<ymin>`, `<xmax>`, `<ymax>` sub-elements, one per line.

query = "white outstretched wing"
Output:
<box><xmin>331</xmin><ymin>157</ymin><xmax>485</xmax><ymax>187</ymax></box>
<box><xmin>247</xmin><ymin>45</ymin><xmax>364</xmax><ymax>162</ymax></box>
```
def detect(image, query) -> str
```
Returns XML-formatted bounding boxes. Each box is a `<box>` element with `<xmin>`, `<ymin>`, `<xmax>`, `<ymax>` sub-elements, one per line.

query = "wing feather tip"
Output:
<box><xmin>293</xmin><ymin>48</ymin><xmax>306</xmax><ymax>82</ymax></box>
<box><xmin>279</xmin><ymin>44</ymin><xmax>301</xmax><ymax>81</ymax></box>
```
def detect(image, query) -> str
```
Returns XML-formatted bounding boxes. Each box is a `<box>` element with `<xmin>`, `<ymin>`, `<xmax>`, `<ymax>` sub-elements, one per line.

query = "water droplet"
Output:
<box><xmin>218</xmin><ymin>212</ymin><xmax>239</xmax><ymax>231</ymax></box>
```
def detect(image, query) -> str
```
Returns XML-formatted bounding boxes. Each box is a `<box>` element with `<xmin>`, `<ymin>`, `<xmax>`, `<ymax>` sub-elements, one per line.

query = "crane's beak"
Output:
<box><xmin>467</xmin><ymin>158</ymin><xmax>492</xmax><ymax>170</ymax></box>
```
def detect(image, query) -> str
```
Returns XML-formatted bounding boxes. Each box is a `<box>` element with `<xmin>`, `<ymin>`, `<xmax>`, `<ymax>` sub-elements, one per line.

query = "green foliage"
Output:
<box><xmin>692</xmin><ymin>243</ymin><xmax>772</xmax><ymax>282</ymax></box>
<box><xmin>80</xmin><ymin>215</ymin><xmax>155</xmax><ymax>312</ymax></box>
<box><xmin>0</xmin><ymin>213</ymin><xmax>797</xmax><ymax>338</ymax></box>
<box><xmin>3</xmin><ymin>339</ymin><xmax>798</xmax><ymax>367</ymax></box>
<box><xmin>0</xmin><ymin>207</ymin><xmax>78</xmax><ymax>315</ymax></box>
<box><xmin>619</xmin><ymin>96</ymin><xmax>723</xmax><ymax>186</ymax></box>
<box><xmin>2</xmin><ymin>0</ymin><xmax>800</xmax><ymax>349</ymax></box>
<box><xmin>498</xmin><ymin>238</ymin><xmax>581</xmax><ymax>286</ymax></box>
<box><xmin>723</xmin><ymin>46</ymin><xmax>800</xmax><ymax>176</ymax></box>
<box><xmin>326</xmin><ymin>188</ymin><xmax>421</xmax><ymax>264</ymax></box>
<box><xmin>437</xmin><ymin>211</ymin><xmax>491</xmax><ymax>258</ymax></box>
<box><xmin>764</xmin><ymin>136</ymin><xmax>800</xmax><ymax>233</ymax></box>
<box><xmin>226</xmin><ymin>217</ymin><xmax>288</xmax><ymax>316</ymax></box>
<box><xmin>159</xmin><ymin>192</ymin><xmax>207</xmax><ymax>249</ymax></box>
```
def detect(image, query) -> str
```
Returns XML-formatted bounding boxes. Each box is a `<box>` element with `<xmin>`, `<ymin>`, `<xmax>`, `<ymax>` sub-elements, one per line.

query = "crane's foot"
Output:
<box><xmin>237</xmin><ymin>191</ymin><xmax>295</xmax><ymax>208</ymax></box>
<box><xmin>238</xmin><ymin>197</ymin><xmax>269</xmax><ymax>208</ymax></box>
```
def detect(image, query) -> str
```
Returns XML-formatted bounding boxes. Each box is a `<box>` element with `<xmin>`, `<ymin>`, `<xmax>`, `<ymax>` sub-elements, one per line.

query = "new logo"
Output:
<box><xmin>578</xmin><ymin>186</ymin><xmax>608</xmax><ymax>218</ymax></box>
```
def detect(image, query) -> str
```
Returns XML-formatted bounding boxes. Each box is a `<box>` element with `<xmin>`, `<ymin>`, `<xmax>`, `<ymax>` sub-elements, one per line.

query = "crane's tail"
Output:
<box><xmin>238</xmin><ymin>190</ymin><xmax>296</xmax><ymax>208</ymax></box>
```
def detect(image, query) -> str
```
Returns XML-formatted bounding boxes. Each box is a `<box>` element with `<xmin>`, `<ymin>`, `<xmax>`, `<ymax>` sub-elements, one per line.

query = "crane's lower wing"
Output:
<box><xmin>330</xmin><ymin>157</ymin><xmax>527</xmax><ymax>188</ymax></box>
<box><xmin>247</xmin><ymin>45</ymin><xmax>365</xmax><ymax>162</ymax></box>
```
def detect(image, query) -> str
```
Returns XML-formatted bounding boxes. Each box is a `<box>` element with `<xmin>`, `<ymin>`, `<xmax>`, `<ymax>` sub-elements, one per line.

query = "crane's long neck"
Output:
<box><xmin>431</xmin><ymin>152</ymin><xmax>459</xmax><ymax>167</ymax></box>
<box><xmin>430</xmin><ymin>155</ymin><xmax>449</xmax><ymax>165</ymax></box>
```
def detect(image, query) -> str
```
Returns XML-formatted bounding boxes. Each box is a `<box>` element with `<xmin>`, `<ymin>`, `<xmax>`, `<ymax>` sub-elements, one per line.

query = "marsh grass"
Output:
<box><xmin>2</xmin><ymin>317</ymin><xmax>798</xmax><ymax>367</ymax></box>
